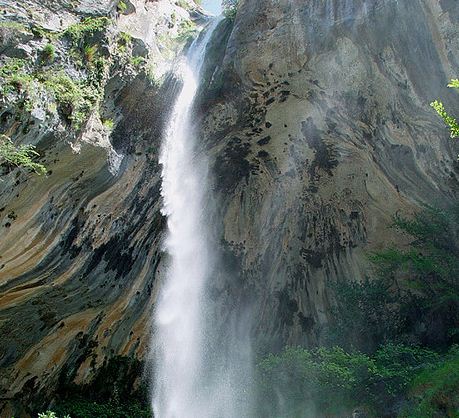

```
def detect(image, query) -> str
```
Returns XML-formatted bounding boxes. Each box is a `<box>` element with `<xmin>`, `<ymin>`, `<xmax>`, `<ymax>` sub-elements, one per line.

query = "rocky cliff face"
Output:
<box><xmin>0</xmin><ymin>0</ymin><xmax>204</xmax><ymax>414</ymax></box>
<box><xmin>0</xmin><ymin>0</ymin><xmax>458</xmax><ymax>415</ymax></box>
<box><xmin>197</xmin><ymin>0</ymin><xmax>459</xmax><ymax>352</ymax></box>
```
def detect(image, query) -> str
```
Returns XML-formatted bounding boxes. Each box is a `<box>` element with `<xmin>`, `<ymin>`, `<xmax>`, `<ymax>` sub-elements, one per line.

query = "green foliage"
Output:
<box><xmin>38</xmin><ymin>412</ymin><xmax>70</xmax><ymax>418</ymax></box>
<box><xmin>431</xmin><ymin>100</ymin><xmax>459</xmax><ymax>138</ymax></box>
<box><xmin>130</xmin><ymin>56</ymin><xmax>145</xmax><ymax>67</ymax></box>
<box><xmin>102</xmin><ymin>118</ymin><xmax>114</xmax><ymax>130</ymax></box>
<box><xmin>0</xmin><ymin>58</ymin><xmax>32</xmax><ymax>96</ymax></box>
<box><xmin>257</xmin><ymin>344</ymin><xmax>441</xmax><ymax>417</ymax></box>
<box><xmin>53</xmin><ymin>399</ymin><xmax>151</xmax><ymax>418</ymax></box>
<box><xmin>431</xmin><ymin>78</ymin><xmax>459</xmax><ymax>159</ymax></box>
<box><xmin>0</xmin><ymin>134</ymin><xmax>47</xmax><ymax>175</ymax></box>
<box><xmin>327</xmin><ymin>277</ymin><xmax>403</xmax><ymax>352</ymax></box>
<box><xmin>330</xmin><ymin>205</ymin><xmax>459</xmax><ymax>351</ymax></box>
<box><xmin>117</xmin><ymin>0</ymin><xmax>128</xmax><ymax>13</ymax></box>
<box><xmin>39</xmin><ymin>71</ymin><xmax>99</xmax><ymax>129</ymax></box>
<box><xmin>401</xmin><ymin>346</ymin><xmax>459</xmax><ymax>418</ymax></box>
<box><xmin>371</xmin><ymin>344</ymin><xmax>440</xmax><ymax>400</ymax></box>
<box><xmin>0</xmin><ymin>50</ymin><xmax>103</xmax><ymax>128</ymax></box>
<box><xmin>42</xmin><ymin>43</ymin><xmax>56</xmax><ymax>62</ymax></box>
<box><xmin>83</xmin><ymin>44</ymin><xmax>98</xmax><ymax>63</ymax></box>
<box><xmin>176</xmin><ymin>19</ymin><xmax>197</xmax><ymax>42</ymax></box>
<box><xmin>0</xmin><ymin>21</ymin><xmax>28</xmax><ymax>31</ymax></box>
<box><xmin>392</xmin><ymin>206</ymin><xmax>459</xmax><ymax>288</ymax></box>
<box><xmin>118</xmin><ymin>31</ymin><xmax>132</xmax><ymax>46</ymax></box>
<box><xmin>63</xmin><ymin>17</ymin><xmax>110</xmax><ymax>48</ymax></box>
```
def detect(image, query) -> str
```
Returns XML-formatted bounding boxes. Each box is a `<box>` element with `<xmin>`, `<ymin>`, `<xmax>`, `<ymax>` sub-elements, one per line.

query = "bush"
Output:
<box><xmin>63</xmin><ymin>17</ymin><xmax>110</xmax><ymax>49</ymax></box>
<box><xmin>39</xmin><ymin>71</ymin><xmax>99</xmax><ymax>129</ymax></box>
<box><xmin>42</xmin><ymin>43</ymin><xmax>56</xmax><ymax>62</ymax></box>
<box><xmin>401</xmin><ymin>346</ymin><xmax>459</xmax><ymax>417</ymax></box>
<box><xmin>53</xmin><ymin>399</ymin><xmax>151</xmax><ymax>418</ymax></box>
<box><xmin>431</xmin><ymin>79</ymin><xmax>459</xmax><ymax>140</ymax></box>
<box><xmin>329</xmin><ymin>205</ymin><xmax>459</xmax><ymax>351</ymax></box>
<box><xmin>0</xmin><ymin>134</ymin><xmax>47</xmax><ymax>175</ymax></box>
<box><xmin>257</xmin><ymin>344</ymin><xmax>441</xmax><ymax>417</ymax></box>
<box><xmin>38</xmin><ymin>412</ymin><xmax>70</xmax><ymax>418</ymax></box>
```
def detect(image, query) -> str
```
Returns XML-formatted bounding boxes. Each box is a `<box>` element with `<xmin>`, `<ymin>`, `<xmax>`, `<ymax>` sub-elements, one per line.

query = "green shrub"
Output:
<box><xmin>330</xmin><ymin>205</ymin><xmax>459</xmax><ymax>351</ymax></box>
<box><xmin>257</xmin><ymin>344</ymin><xmax>441</xmax><ymax>417</ymax></box>
<box><xmin>117</xmin><ymin>0</ymin><xmax>128</xmax><ymax>14</ymax></box>
<box><xmin>258</xmin><ymin>346</ymin><xmax>374</xmax><ymax>416</ymax></box>
<box><xmin>53</xmin><ymin>399</ymin><xmax>151</xmax><ymax>418</ymax></box>
<box><xmin>176</xmin><ymin>19</ymin><xmax>197</xmax><ymax>42</ymax></box>
<box><xmin>42</xmin><ymin>43</ymin><xmax>56</xmax><ymax>62</ymax></box>
<box><xmin>63</xmin><ymin>17</ymin><xmax>110</xmax><ymax>48</ymax></box>
<box><xmin>0</xmin><ymin>134</ymin><xmax>47</xmax><ymax>175</ymax></box>
<box><xmin>0</xmin><ymin>58</ymin><xmax>32</xmax><ymax>95</ymax></box>
<box><xmin>327</xmin><ymin>277</ymin><xmax>403</xmax><ymax>352</ymax></box>
<box><xmin>83</xmin><ymin>44</ymin><xmax>98</xmax><ymax>63</ymax></box>
<box><xmin>102</xmin><ymin>118</ymin><xmax>114</xmax><ymax>130</ymax></box>
<box><xmin>401</xmin><ymin>346</ymin><xmax>459</xmax><ymax>417</ymax></box>
<box><xmin>130</xmin><ymin>56</ymin><xmax>145</xmax><ymax>67</ymax></box>
<box><xmin>38</xmin><ymin>412</ymin><xmax>70</xmax><ymax>418</ymax></box>
<box><xmin>39</xmin><ymin>71</ymin><xmax>99</xmax><ymax>129</ymax></box>
<box><xmin>431</xmin><ymin>79</ymin><xmax>459</xmax><ymax>140</ymax></box>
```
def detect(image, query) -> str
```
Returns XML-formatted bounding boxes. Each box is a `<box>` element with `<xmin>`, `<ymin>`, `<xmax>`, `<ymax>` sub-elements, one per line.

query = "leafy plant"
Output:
<box><xmin>83</xmin><ymin>44</ymin><xmax>98</xmax><ymax>63</ymax></box>
<box><xmin>63</xmin><ymin>17</ymin><xmax>110</xmax><ymax>49</ymax></box>
<box><xmin>330</xmin><ymin>205</ymin><xmax>459</xmax><ymax>351</ymax></box>
<box><xmin>39</xmin><ymin>71</ymin><xmax>99</xmax><ymax>129</ymax></box>
<box><xmin>176</xmin><ymin>19</ymin><xmax>197</xmax><ymax>42</ymax></box>
<box><xmin>431</xmin><ymin>78</ymin><xmax>459</xmax><ymax>134</ymax></box>
<box><xmin>42</xmin><ymin>43</ymin><xmax>56</xmax><ymax>62</ymax></box>
<box><xmin>102</xmin><ymin>118</ymin><xmax>114</xmax><ymax>130</ymax></box>
<box><xmin>257</xmin><ymin>344</ymin><xmax>441</xmax><ymax>417</ymax></box>
<box><xmin>0</xmin><ymin>134</ymin><xmax>47</xmax><ymax>175</ymax></box>
<box><xmin>431</xmin><ymin>78</ymin><xmax>459</xmax><ymax>158</ymax></box>
<box><xmin>130</xmin><ymin>56</ymin><xmax>145</xmax><ymax>67</ymax></box>
<box><xmin>53</xmin><ymin>399</ymin><xmax>151</xmax><ymax>418</ymax></box>
<box><xmin>117</xmin><ymin>0</ymin><xmax>128</xmax><ymax>14</ymax></box>
<box><xmin>38</xmin><ymin>412</ymin><xmax>70</xmax><ymax>418</ymax></box>
<box><xmin>400</xmin><ymin>346</ymin><xmax>459</xmax><ymax>418</ymax></box>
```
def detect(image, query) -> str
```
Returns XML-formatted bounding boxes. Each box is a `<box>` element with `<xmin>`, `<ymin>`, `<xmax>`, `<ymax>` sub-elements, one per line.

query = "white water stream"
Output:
<box><xmin>153</xmin><ymin>17</ymin><xmax>234</xmax><ymax>418</ymax></box>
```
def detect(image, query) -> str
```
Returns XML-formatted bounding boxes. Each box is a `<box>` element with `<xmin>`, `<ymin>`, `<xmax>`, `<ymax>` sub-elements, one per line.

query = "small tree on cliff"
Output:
<box><xmin>431</xmin><ymin>79</ymin><xmax>459</xmax><ymax>158</ymax></box>
<box><xmin>0</xmin><ymin>134</ymin><xmax>47</xmax><ymax>175</ymax></box>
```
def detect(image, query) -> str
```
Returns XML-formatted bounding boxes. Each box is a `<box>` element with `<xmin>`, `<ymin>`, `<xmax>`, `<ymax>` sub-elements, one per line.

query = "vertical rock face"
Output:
<box><xmin>0</xmin><ymin>0</ymin><xmax>203</xmax><ymax>413</ymax></box>
<box><xmin>0</xmin><ymin>0</ymin><xmax>458</xmax><ymax>413</ymax></box>
<box><xmin>198</xmin><ymin>0</ymin><xmax>459</xmax><ymax>352</ymax></box>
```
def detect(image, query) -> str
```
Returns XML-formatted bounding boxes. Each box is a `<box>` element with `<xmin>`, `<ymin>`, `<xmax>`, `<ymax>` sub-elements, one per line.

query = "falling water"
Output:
<box><xmin>152</xmin><ymin>16</ymin><xmax>236</xmax><ymax>418</ymax></box>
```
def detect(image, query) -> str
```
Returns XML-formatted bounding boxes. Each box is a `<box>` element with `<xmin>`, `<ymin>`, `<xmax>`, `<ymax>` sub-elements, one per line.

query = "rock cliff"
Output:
<box><xmin>0</xmin><ymin>0</ymin><xmax>458</xmax><ymax>415</ymax></box>
<box><xmin>0</xmin><ymin>0</ymin><xmax>203</xmax><ymax>414</ymax></box>
<box><xmin>198</xmin><ymin>0</ymin><xmax>459</xmax><ymax>353</ymax></box>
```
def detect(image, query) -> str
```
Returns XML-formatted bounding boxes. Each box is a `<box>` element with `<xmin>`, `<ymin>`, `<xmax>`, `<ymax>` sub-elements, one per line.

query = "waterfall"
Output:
<box><xmin>152</xmin><ymin>16</ymin><xmax>236</xmax><ymax>418</ymax></box>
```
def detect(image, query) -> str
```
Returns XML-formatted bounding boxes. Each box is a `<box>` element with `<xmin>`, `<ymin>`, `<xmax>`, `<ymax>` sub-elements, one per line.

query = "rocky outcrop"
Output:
<box><xmin>0</xmin><ymin>0</ymin><xmax>204</xmax><ymax>414</ymax></box>
<box><xmin>0</xmin><ymin>0</ymin><xmax>458</xmax><ymax>415</ymax></box>
<box><xmin>197</xmin><ymin>0</ymin><xmax>459</xmax><ymax>353</ymax></box>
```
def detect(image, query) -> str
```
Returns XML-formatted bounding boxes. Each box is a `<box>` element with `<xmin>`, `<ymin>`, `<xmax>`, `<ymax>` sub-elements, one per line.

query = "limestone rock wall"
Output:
<box><xmin>0</xmin><ymin>0</ymin><xmax>203</xmax><ymax>414</ymax></box>
<box><xmin>198</xmin><ymin>0</ymin><xmax>459</xmax><ymax>352</ymax></box>
<box><xmin>0</xmin><ymin>0</ymin><xmax>458</xmax><ymax>414</ymax></box>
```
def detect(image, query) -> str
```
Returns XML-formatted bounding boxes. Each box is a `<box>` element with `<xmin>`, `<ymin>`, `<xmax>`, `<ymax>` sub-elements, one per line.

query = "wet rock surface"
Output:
<box><xmin>0</xmin><ymin>0</ymin><xmax>202</xmax><ymax>413</ymax></box>
<box><xmin>198</xmin><ymin>0</ymin><xmax>459</xmax><ymax>352</ymax></box>
<box><xmin>0</xmin><ymin>0</ymin><xmax>459</xmax><ymax>414</ymax></box>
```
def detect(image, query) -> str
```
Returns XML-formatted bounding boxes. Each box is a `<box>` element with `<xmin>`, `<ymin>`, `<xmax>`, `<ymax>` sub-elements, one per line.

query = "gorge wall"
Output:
<box><xmin>0</xmin><ymin>0</ymin><xmax>458</xmax><ymax>415</ymax></box>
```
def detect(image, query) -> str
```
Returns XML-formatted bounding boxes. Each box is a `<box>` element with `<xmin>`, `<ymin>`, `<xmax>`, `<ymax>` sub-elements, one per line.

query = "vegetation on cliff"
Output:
<box><xmin>0</xmin><ymin>134</ymin><xmax>46</xmax><ymax>175</ymax></box>
<box><xmin>258</xmin><ymin>204</ymin><xmax>459</xmax><ymax>417</ymax></box>
<box><xmin>431</xmin><ymin>79</ymin><xmax>459</xmax><ymax>145</ymax></box>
